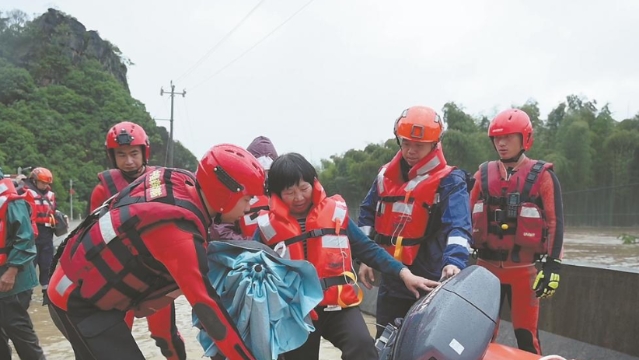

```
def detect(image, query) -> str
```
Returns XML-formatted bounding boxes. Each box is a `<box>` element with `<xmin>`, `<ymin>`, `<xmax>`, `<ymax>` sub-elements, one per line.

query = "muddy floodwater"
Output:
<box><xmin>561</xmin><ymin>227</ymin><xmax>639</xmax><ymax>268</ymax></box>
<box><xmin>12</xmin><ymin>225</ymin><xmax>638</xmax><ymax>359</ymax></box>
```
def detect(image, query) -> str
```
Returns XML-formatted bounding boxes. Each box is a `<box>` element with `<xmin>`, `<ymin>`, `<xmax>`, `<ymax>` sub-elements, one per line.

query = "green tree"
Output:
<box><xmin>442</xmin><ymin>102</ymin><xmax>479</xmax><ymax>133</ymax></box>
<box><xmin>0</xmin><ymin>8</ymin><xmax>198</xmax><ymax>215</ymax></box>
<box><xmin>556</xmin><ymin>120</ymin><xmax>592</xmax><ymax>191</ymax></box>
<box><xmin>442</xmin><ymin>130</ymin><xmax>491</xmax><ymax>173</ymax></box>
<box><xmin>0</xmin><ymin>59</ymin><xmax>35</xmax><ymax>104</ymax></box>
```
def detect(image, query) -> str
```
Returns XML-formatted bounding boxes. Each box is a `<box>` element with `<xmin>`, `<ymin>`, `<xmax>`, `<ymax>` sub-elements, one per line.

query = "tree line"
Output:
<box><xmin>318</xmin><ymin>99</ymin><xmax>639</xmax><ymax>226</ymax></box>
<box><xmin>0</xmin><ymin>9</ymin><xmax>197</xmax><ymax>216</ymax></box>
<box><xmin>2</xmin><ymin>9</ymin><xmax>638</xmax><ymax>226</ymax></box>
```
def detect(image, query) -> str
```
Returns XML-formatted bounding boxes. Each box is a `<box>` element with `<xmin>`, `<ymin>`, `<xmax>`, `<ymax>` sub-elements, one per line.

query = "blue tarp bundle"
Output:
<box><xmin>194</xmin><ymin>240</ymin><xmax>323</xmax><ymax>360</ymax></box>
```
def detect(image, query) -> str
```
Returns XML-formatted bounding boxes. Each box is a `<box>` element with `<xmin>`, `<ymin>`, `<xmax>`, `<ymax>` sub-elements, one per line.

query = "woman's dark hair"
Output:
<box><xmin>267</xmin><ymin>153</ymin><xmax>317</xmax><ymax>197</ymax></box>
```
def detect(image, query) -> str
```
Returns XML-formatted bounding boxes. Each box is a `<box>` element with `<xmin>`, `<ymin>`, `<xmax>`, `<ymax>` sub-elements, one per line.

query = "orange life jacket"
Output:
<box><xmin>374</xmin><ymin>147</ymin><xmax>454</xmax><ymax>265</ymax></box>
<box><xmin>238</xmin><ymin>195</ymin><xmax>269</xmax><ymax>238</ymax></box>
<box><xmin>21</xmin><ymin>182</ymin><xmax>55</xmax><ymax>227</ymax></box>
<box><xmin>257</xmin><ymin>180</ymin><xmax>362</xmax><ymax>308</ymax></box>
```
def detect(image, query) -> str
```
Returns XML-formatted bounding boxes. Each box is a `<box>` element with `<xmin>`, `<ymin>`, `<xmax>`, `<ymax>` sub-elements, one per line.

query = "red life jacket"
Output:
<box><xmin>51</xmin><ymin>168</ymin><xmax>209</xmax><ymax>311</ymax></box>
<box><xmin>471</xmin><ymin>159</ymin><xmax>551</xmax><ymax>261</ymax></box>
<box><xmin>257</xmin><ymin>181</ymin><xmax>362</xmax><ymax>308</ymax></box>
<box><xmin>21</xmin><ymin>182</ymin><xmax>55</xmax><ymax>227</ymax></box>
<box><xmin>374</xmin><ymin>147</ymin><xmax>454</xmax><ymax>265</ymax></box>
<box><xmin>0</xmin><ymin>178</ymin><xmax>37</xmax><ymax>266</ymax></box>
<box><xmin>238</xmin><ymin>195</ymin><xmax>269</xmax><ymax>238</ymax></box>
<box><xmin>97</xmin><ymin>166</ymin><xmax>157</xmax><ymax>199</ymax></box>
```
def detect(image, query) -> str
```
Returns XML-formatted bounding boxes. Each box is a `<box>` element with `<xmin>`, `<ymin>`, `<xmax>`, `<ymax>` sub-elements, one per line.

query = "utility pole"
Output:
<box><xmin>160</xmin><ymin>81</ymin><xmax>186</xmax><ymax>167</ymax></box>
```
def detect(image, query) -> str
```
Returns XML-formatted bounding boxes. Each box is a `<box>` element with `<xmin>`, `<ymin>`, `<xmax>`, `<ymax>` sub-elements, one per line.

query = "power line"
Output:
<box><xmin>189</xmin><ymin>0</ymin><xmax>316</xmax><ymax>92</ymax></box>
<box><xmin>175</xmin><ymin>0</ymin><xmax>267</xmax><ymax>84</ymax></box>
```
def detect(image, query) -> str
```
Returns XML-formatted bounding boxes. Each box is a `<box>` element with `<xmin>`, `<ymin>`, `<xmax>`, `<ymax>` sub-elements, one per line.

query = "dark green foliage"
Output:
<box><xmin>0</xmin><ymin>9</ymin><xmax>197</xmax><ymax>216</ymax></box>
<box><xmin>318</xmin><ymin>98</ymin><xmax>639</xmax><ymax>226</ymax></box>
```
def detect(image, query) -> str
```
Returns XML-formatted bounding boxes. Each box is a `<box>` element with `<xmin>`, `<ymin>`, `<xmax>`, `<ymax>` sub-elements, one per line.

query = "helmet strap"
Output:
<box><xmin>120</xmin><ymin>165</ymin><xmax>145</xmax><ymax>180</ymax></box>
<box><xmin>499</xmin><ymin>149</ymin><xmax>525</xmax><ymax>164</ymax></box>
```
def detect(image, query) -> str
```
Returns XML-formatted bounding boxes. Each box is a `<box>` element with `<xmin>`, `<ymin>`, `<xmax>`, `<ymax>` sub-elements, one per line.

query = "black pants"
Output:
<box><xmin>375</xmin><ymin>292</ymin><xmax>416</xmax><ymax>339</ymax></box>
<box><xmin>0</xmin><ymin>289</ymin><xmax>46</xmax><ymax>360</ymax></box>
<box><xmin>283</xmin><ymin>306</ymin><xmax>377</xmax><ymax>360</ymax></box>
<box><xmin>49</xmin><ymin>303</ymin><xmax>146</xmax><ymax>360</ymax></box>
<box><xmin>34</xmin><ymin>227</ymin><xmax>54</xmax><ymax>288</ymax></box>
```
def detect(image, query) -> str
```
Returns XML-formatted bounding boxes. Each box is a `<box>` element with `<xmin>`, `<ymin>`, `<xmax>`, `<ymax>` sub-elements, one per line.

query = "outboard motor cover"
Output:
<box><xmin>391</xmin><ymin>265</ymin><xmax>501</xmax><ymax>360</ymax></box>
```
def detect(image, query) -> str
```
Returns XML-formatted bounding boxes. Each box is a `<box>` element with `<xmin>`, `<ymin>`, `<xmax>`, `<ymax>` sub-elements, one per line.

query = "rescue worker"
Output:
<box><xmin>0</xmin><ymin>167</ymin><xmax>47</xmax><ymax>360</ymax></box>
<box><xmin>357</xmin><ymin>106</ymin><xmax>473</xmax><ymax>338</ymax></box>
<box><xmin>470</xmin><ymin>108</ymin><xmax>564</xmax><ymax>354</ymax></box>
<box><xmin>254</xmin><ymin>152</ymin><xmax>439</xmax><ymax>360</ymax></box>
<box><xmin>11</xmin><ymin>174</ymin><xmax>27</xmax><ymax>188</ymax></box>
<box><xmin>18</xmin><ymin>167</ymin><xmax>56</xmax><ymax>306</ymax></box>
<box><xmin>89</xmin><ymin>121</ymin><xmax>186</xmax><ymax>360</ymax></box>
<box><xmin>47</xmin><ymin>144</ymin><xmax>265</xmax><ymax>360</ymax></box>
<box><xmin>209</xmin><ymin>135</ymin><xmax>277</xmax><ymax>240</ymax></box>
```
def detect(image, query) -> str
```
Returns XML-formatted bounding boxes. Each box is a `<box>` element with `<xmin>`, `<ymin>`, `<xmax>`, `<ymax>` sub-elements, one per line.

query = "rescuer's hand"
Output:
<box><xmin>533</xmin><ymin>257</ymin><xmax>561</xmax><ymax>298</ymax></box>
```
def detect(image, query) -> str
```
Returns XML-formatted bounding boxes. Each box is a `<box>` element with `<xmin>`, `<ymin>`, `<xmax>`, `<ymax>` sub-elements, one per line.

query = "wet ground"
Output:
<box><xmin>12</xmin><ymin>225</ymin><xmax>639</xmax><ymax>359</ymax></box>
<box><xmin>25</xmin><ymin>292</ymin><xmax>356</xmax><ymax>359</ymax></box>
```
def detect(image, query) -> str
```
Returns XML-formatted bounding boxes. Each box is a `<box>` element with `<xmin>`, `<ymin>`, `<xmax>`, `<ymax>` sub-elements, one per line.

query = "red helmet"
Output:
<box><xmin>394</xmin><ymin>106</ymin><xmax>443</xmax><ymax>143</ymax></box>
<box><xmin>488</xmin><ymin>109</ymin><xmax>534</xmax><ymax>151</ymax></box>
<box><xmin>196</xmin><ymin>144</ymin><xmax>266</xmax><ymax>213</ymax></box>
<box><xmin>105</xmin><ymin>121</ymin><xmax>151</xmax><ymax>165</ymax></box>
<box><xmin>30</xmin><ymin>167</ymin><xmax>53</xmax><ymax>184</ymax></box>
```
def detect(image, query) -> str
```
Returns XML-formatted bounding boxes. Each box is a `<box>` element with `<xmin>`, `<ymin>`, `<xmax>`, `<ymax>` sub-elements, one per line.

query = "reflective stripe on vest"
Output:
<box><xmin>471</xmin><ymin>159</ymin><xmax>551</xmax><ymax>259</ymax></box>
<box><xmin>374</xmin><ymin>149</ymin><xmax>453</xmax><ymax>265</ymax></box>
<box><xmin>97</xmin><ymin>167</ymin><xmax>157</xmax><ymax>199</ymax></box>
<box><xmin>55</xmin><ymin>168</ymin><xmax>207</xmax><ymax>311</ymax></box>
<box><xmin>238</xmin><ymin>195</ymin><xmax>269</xmax><ymax>238</ymax></box>
<box><xmin>24</xmin><ymin>187</ymin><xmax>54</xmax><ymax>225</ymax></box>
<box><xmin>259</xmin><ymin>181</ymin><xmax>362</xmax><ymax>308</ymax></box>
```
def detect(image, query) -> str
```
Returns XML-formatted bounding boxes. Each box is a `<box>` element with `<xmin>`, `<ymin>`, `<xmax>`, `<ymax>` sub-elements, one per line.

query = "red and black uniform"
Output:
<box><xmin>49</xmin><ymin>168</ymin><xmax>255</xmax><ymax>360</ymax></box>
<box><xmin>91</xmin><ymin>168</ymin><xmax>157</xmax><ymax>210</ymax></box>
<box><xmin>89</xmin><ymin>166</ymin><xmax>185</xmax><ymax>360</ymax></box>
<box><xmin>19</xmin><ymin>179</ymin><xmax>56</xmax><ymax>289</ymax></box>
<box><xmin>470</xmin><ymin>158</ymin><xmax>564</xmax><ymax>354</ymax></box>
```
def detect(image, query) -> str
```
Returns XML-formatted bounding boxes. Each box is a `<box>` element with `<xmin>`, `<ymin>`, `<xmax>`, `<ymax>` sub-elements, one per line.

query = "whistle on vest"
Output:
<box><xmin>393</xmin><ymin>236</ymin><xmax>404</xmax><ymax>261</ymax></box>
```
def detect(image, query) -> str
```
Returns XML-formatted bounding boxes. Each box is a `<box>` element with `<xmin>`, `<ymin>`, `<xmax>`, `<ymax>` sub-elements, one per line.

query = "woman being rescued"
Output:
<box><xmin>253</xmin><ymin>153</ymin><xmax>439</xmax><ymax>360</ymax></box>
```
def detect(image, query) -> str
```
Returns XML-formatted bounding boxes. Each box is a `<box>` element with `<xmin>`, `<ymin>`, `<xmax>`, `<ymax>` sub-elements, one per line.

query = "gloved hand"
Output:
<box><xmin>533</xmin><ymin>257</ymin><xmax>561</xmax><ymax>298</ymax></box>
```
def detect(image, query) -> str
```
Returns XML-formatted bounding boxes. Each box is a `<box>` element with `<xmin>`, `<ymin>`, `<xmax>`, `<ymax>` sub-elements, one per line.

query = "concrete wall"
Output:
<box><xmin>358</xmin><ymin>261</ymin><xmax>639</xmax><ymax>359</ymax></box>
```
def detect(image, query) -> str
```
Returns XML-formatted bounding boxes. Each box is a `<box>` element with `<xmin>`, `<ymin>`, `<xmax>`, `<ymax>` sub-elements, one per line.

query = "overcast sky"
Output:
<box><xmin>4</xmin><ymin>0</ymin><xmax>639</xmax><ymax>164</ymax></box>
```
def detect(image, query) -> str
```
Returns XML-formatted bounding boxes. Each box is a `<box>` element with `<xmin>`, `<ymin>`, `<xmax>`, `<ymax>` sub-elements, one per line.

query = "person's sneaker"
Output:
<box><xmin>42</xmin><ymin>289</ymin><xmax>50</xmax><ymax>306</ymax></box>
